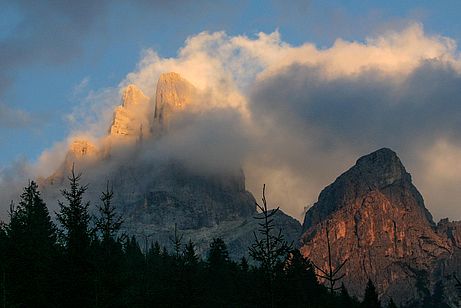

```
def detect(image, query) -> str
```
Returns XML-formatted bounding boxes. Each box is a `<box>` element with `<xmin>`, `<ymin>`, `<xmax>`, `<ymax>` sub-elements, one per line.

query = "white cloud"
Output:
<box><xmin>72</xmin><ymin>77</ymin><xmax>90</xmax><ymax>97</ymax></box>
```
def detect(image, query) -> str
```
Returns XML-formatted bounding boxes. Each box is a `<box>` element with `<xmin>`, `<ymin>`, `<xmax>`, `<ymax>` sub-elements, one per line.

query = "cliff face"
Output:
<box><xmin>438</xmin><ymin>219</ymin><xmax>461</xmax><ymax>248</ymax></box>
<box><xmin>152</xmin><ymin>72</ymin><xmax>196</xmax><ymax>135</ymax></box>
<box><xmin>300</xmin><ymin>148</ymin><xmax>459</xmax><ymax>306</ymax></box>
<box><xmin>302</xmin><ymin>148</ymin><xmax>434</xmax><ymax>232</ymax></box>
<box><xmin>109</xmin><ymin>84</ymin><xmax>151</xmax><ymax>140</ymax></box>
<box><xmin>41</xmin><ymin>139</ymin><xmax>99</xmax><ymax>186</ymax></box>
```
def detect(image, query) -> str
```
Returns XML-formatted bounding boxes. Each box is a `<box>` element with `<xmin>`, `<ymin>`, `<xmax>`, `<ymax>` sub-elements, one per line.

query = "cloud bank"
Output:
<box><xmin>3</xmin><ymin>23</ymin><xmax>461</xmax><ymax>222</ymax></box>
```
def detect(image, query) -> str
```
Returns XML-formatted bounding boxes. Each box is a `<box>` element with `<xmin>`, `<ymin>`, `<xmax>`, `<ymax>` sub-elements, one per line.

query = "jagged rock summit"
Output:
<box><xmin>153</xmin><ymin>72</ymin><xmax>196</xmax><ymax>135</ymax></box>
<box><xmin>109</xmin><ymin>84</ymin><xmax>151</xmax><ymax>140</ymax></box>
<box><xmin>40</xmin><ymin>72</ymin><xmax>301</xmax><ymax>259</ymax></box>
<box><xmin>300</xmin><ymin>148</ymin><xmax>459</xmax><ymax>306</ymax></box>
<box><xmin>302</xmin><ymin>148</ymin><xmax>434</xmax><ymax>232</ymax></box>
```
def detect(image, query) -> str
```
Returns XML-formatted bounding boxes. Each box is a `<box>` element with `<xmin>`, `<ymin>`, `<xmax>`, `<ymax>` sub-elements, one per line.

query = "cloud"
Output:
<box><xmin>246</xmin><ymin>59</ymin><xmax>461</xmax><ymax>220</ymax></box>
<box><xmin>0</xmin><ymin>0</ymin><xmax>248</xmax><ymax>98</ymax></box>
<box><xmin>0</xmin><ymin>1</ymin><xmax>110</xmax><ymax>95</ymax></box>
<box><xmin>3</xmin><ymin>22</ymin><xmax>461</xmax><ymax>223</ymax></box>
<box><xmin>118</xmin><ymin>23</ymin><xmax>461</xmax><ymax>220</ymax></box>
<box><xmin>0</xmin><ymin>103</ymin><xmax>34</xmax><ymax>128</ymax></box>
<box><xmin>72</xmin><ymin>77</ymin><xmax>91</xmax><ymax>97</ymax></box>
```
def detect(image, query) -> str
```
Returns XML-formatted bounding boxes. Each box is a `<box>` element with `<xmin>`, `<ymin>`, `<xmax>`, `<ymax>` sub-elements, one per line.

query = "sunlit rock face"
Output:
<box><xmin>68</xmin><ymin>139</ymin><xmax>99</xmax><ymax>160</ymax></box>
<box><xmin>108</xmin><ymin>84</ymin><xmax>152</xmax><ymax>144</ymax></box>
<box><xmin>152</xmin><ymin>72</ymin><xmax>196</xmax><ymax>135</ymax></box>
<box><xmin>40</xmin><ymin>139</ymin><xmax>99</xmax><ymax>187</ymax></box>
<box><xmin>300</xmin><ymin>148</ymin><xmax>459</xmax><ymax>306</ymax></box>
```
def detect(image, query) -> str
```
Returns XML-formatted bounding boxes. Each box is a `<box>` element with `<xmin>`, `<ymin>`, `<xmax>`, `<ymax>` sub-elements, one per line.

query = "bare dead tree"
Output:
<box><xmin>249</xmin><ymin>184</ymin><xmax>292</xmax><ymax>307</ymax></box>
<box><xmin>249</xmin><ymin>185</ymin><xmax>292</xmax><ymax>272</ymax></box>
<box><xmin>311</xmin><ymin>220</ymin><xmax>348</xmax><ymax>293</ymax></box>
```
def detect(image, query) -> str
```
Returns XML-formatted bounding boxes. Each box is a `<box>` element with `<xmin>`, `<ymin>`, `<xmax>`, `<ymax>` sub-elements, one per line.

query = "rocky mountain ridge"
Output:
<box><xmin>39</xmin><ymin>72</ymin><xmax>301</xmax><ymax>259</ymax></box>
<box><xmin>300</xmin><ymin>148</ymin><xmax>461</xmax><ymax>306</ymax></box>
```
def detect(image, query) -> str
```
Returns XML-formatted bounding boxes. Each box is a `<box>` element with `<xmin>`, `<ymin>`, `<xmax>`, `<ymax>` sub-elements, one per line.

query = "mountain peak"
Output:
<box><xmin>158</xmin><ymin>72</ymin><xmax>184</xmax><ymax>83</ymax></box>
<box><xmin>153</xmin><ymin>72</ymin><xmax>196</xmax><ymax>135</ymax></box>
<box><xmin>302</xmin><ymin>148</ymin><xmax>432</xmax><ymax>231</ymax></box>
<box><xmin>109</xmin><ymin>84</ymin><xmax>151</xmax><ymax>139</ymax></box>
<box><xmin>354</xmin><ymin>147</ymin><xmax>408</xmax><ymax>187</ymax></box>
<box><xmin>356</xmin><ymin>147</ymin><xmax>399</xmax><ymax>166</ymax></box>
<box><xmin>121</xmin><ymin>84</ymin><xmax>148</xmax><ymax>107</ymax></box>
<box><xmin>300</xmin><ymin>149</ymin><xmax>451</xmax><ymax>305</ymax></box>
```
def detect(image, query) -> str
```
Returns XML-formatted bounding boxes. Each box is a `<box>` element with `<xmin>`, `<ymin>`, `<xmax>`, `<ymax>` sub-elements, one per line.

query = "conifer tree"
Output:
<box><xmin>123</xmin><ymin>236</ymin><xmax>146</xmax><ymax>306</ymax></box>
<box><xmin>280</xmin><ymin>249</ymin><xmax>322</xmax><ymax>307</ymax></box>
<box><xmin>145</xmin><ymin>241</ymin><xmax>162</xmax><ymax>299</ymax></box>
<box><xmin>94</xmin><ymin>181</ymin><xmax>123</xmax><ymax>243</ymax></box>
<box><xmin>0</xmin><ymin>222</ymin><xmax>7</xmax><ymax>308</ymax></box>
<box><xmin>431</xmin><ymin>280</ymin><xmax>450</xmax><ymax>308</ymax></box>
<box><xmin>206</xmin><ymin>238</ymin><xmax>233</xmax><ymax>305</ymax></box>
<box><xmin>56</xmin><ymin>166</ymin><xmax>92</xmax><ymax>254</ymax></box>
<box><xmin>147</xmin><ymin>241</ymin><xmax>161</xmax><ymax>260</ymax></box>
<box><xmin>6</xmin><ymin>181</ymin><xmax>58</xmax><ymax>307</ymax></box>
<box><xmin>181</xmin><ymin>239</ymin><xmax>202</xmax><ymax>306</ymax></box>
<box><xmin>387</xmin><ymin>298</ymin><xmax>398</xmax><ymax>308</ymax></box>
<box><xmin>240</xmin><ymin>257</ymin><xmax>249</xmax><ymax>272</ymax></box>
<box><xmin>362</xmin><ymin>279</ymin><xmax>381</xmax><ymax>308</ymax></box>
<box><xmin>207</xmin><ymin>237</ymin><xmax>230</xmax><ymax>268</ymax></box>
<box><xmin>93</xmin><ymin>182</ymin><xmax>125</xmax><ymax>307</ymax></box>
<box><xmin>56</xmin><ymin>166</ymin><xmax>94</xmax><ymax>306</ymax></box>
<box><xmin>339</xmin><ymin>283</ymin><xmax>355</xmax><ymax>308</ymax></box>
<box><xmin>184</xmin><ymin>239</ymin><xmax>199</xmax><ymax>266</ymax></box>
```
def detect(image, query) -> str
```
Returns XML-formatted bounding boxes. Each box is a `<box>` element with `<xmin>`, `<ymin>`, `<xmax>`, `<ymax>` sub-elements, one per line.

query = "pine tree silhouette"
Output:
<box><xmin>123</xmin><ymin>236</ymin><xmax>146</xmax><ymax>306</ymax></box>
<box><xmin>93</xmin><ymin>181</ymin><xmax>125</xmax><ymax>307</ymax></box>
<box><xmin>6</xmin><ymin>181</ymin><xmax>58</xmax><ymax>307</ymax></box>
<box><xmin>240</xmin><ymin>257</ymin><xmax>249</xmax><ymax>272</ymax></box>
<box><xmin>280</xmin><ymin>249</ymin><xmax>323</xmax><ymax>307</ymax></box>
<box><xmin>387</xmin><ymin>298</ymin><xmax>398</xmax><ymax>308</ymax></box>
<box><xmin>56</xmin><ymin>165</ymin><xmax>92</xmax><ymax>255</ymax></box>
<box><xmin>206</xmin><ymin>238</ymin><xmax>233</xmax><ymax>305</ymax></box>
<box><xmin>183</xmin><ymin>239</ymin><xmax>199</xmax><ymax>266</ymax></box>
<box><xmin>0</xmin><ymin>179</ymin><xmax>372</xmax><ymax>307</ymax></box>
<box><xmin>431</xmin><ymin>280</ymin><xmax>450</xmax><ymax>308</ymax></box>
<box><xmin>362</xmin><ymin>279</ymin><xmax>381</xmax><ymax>308</ymax></box>
<box><xmin>182</xmin><ymin>239</ymin><xmax>202</xmax><ymax>307</ymax></box>
<box><xmin>0</xmin><ymin>223</ymin><xmax>5</xmax><ymax>308</ymax></box>
<box><xmin>207</xmin><ymin>237</ymin><xmax>229</xmax><ymax>267</ymax></box>
<box><xmin>339</xmin><ymin>283</ymin><xmax>355</xmax><ymax>308</ymax></box>
<box><xmin>94</xmin><ymin>181</ymin><xmax>123</xmax><ymax>243</ymax></box>
<box><xmin>56</xmin><ymin>165</ymin><xmax>94</xmax><ymax>307</ymax></box>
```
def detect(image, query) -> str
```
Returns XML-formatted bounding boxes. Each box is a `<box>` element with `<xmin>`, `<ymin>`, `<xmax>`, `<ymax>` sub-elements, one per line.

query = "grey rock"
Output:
<box><xmin>39</xmin><ymin>71</ymin><xmax>301</xmax><ymax>262</ymax></box>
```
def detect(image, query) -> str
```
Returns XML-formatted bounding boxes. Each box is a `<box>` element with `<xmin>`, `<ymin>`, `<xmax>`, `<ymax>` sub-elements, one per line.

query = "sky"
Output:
<box><xmin>2</xmin><ymin>0</ymin><xmax>461</xmax><ymax>222</ymax></box>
